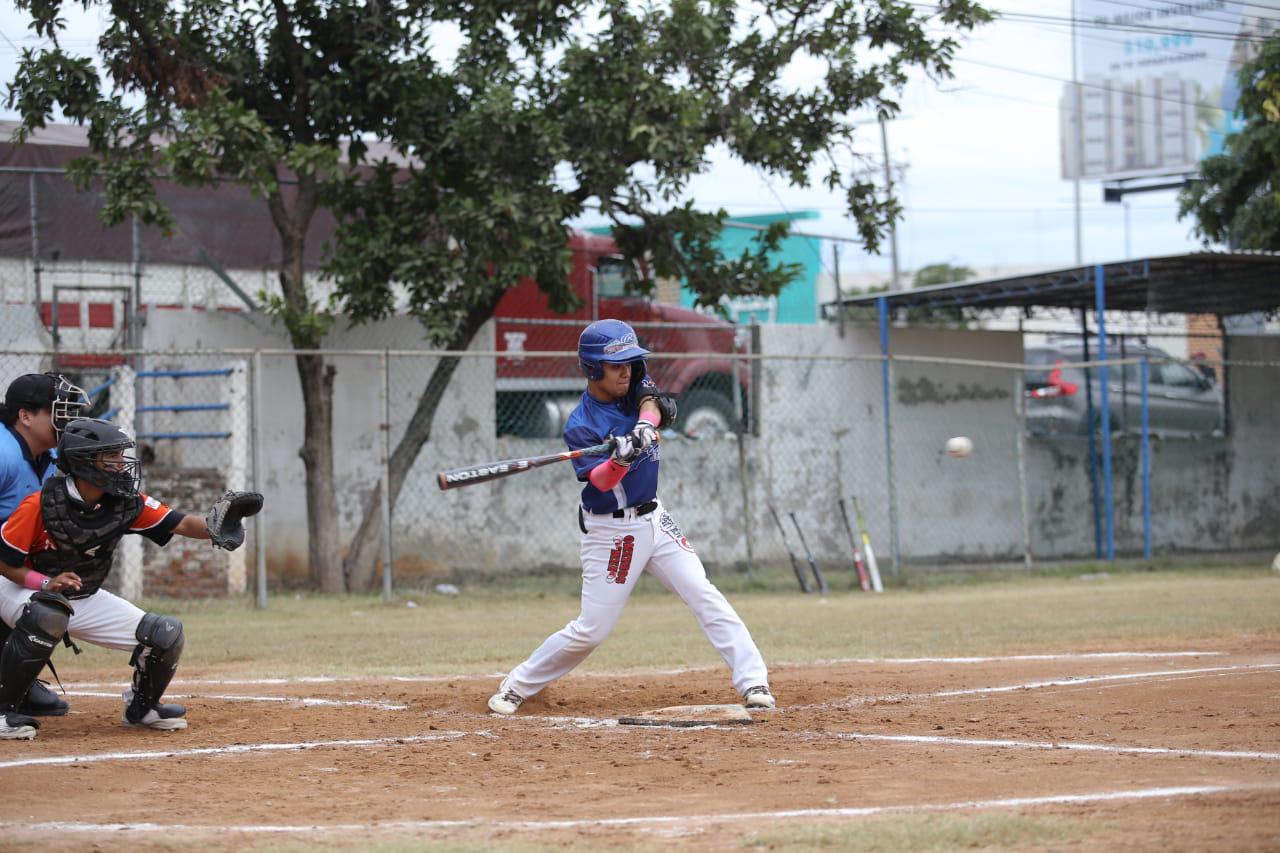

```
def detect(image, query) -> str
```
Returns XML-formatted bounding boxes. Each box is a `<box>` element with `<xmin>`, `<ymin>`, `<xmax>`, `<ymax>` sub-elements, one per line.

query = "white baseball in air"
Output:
<box><xmin>946</xmin><ymin>436</ymin><xmax>973</xmax><ymax>458</ymax></box>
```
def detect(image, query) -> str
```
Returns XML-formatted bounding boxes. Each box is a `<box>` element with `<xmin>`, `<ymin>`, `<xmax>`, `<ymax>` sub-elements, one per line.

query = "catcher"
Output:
<box><xmin>0</xmin><ymin>417</ymin><xmax>263</xmax><ymax>740</ymax></box>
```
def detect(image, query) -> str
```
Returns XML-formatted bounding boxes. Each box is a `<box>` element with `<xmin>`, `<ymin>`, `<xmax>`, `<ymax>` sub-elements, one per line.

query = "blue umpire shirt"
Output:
<box><xmin>565</xmin><ymin>380</ymin><xmax>660</xmax><ymax>514</ymax></box>
<box><xmin>0</xmin><ymin>424</ymin><xmax>57</xmax><ymax>522</ymax></box>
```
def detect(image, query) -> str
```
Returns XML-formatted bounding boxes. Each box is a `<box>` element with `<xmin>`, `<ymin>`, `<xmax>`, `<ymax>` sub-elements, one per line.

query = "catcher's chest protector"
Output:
<box><xmin>32</xmin><ymin>477</ymin><xmax>142</xmax><ymax>599</ymax></box>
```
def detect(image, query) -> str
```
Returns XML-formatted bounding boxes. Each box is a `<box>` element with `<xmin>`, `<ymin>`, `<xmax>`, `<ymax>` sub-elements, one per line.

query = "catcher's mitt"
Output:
<box><xmin>206</xmin><ymin>490</ymin><xmax>264</xmax><ymax>551</ymax></box>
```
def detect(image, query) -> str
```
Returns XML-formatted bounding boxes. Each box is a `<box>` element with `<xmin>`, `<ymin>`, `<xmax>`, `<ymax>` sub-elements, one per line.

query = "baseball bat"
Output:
<box><xmin>437</xmin><ymin>439</ymin><xmax>614</xmax><ymax>490</ymax></box>
<box><xmin>838</xmin><ymin>498</ymin><xmax>871</xmax><ymax>591</ymax></box>
<box><xmin>769</xmin><ymin>503</ymin><xmax>812</xmax><ymax>593</ymax></box>
<box><xmin>851</xmin><ymin>495</ymin><xmax>884</xmax><ymax>593</ymax></box>
<box><xmin>789</xmin><ymin>510</ymin><xmax>828</xmax><ymax>595</ymax></box>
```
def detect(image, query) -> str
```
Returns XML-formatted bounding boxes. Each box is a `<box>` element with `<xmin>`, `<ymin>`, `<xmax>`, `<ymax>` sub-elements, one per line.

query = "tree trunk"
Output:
<box><xmin>268</xmin><ymin>181</ymin><xmax>344</xmax><ymax>592</ymax></box>
<box><xmin>343</xmin><ymin>291</ymin><xmax>503</xmax><ymax>589</ymax></box>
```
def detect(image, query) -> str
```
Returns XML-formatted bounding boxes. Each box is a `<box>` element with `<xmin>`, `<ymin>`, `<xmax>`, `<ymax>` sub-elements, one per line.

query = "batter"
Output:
<box><xmin>488</xmin><ymin>319</ymin><xmax>774</xmax><ymax>715</ymax></box>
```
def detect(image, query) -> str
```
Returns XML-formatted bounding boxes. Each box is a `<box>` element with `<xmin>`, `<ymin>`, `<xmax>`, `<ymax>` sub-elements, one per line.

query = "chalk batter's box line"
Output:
<box><xmin>2</xmin><ymin>783</ymin><xmax>1278</xmax><ymax>839</ymax></box>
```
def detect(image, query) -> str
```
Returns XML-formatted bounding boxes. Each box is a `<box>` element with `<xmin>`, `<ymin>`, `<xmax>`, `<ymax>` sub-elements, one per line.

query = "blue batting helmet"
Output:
<box><xmin>578</xmin><ymin>319</ymin><xmax>649</xmax><ymax>380</ymax></box>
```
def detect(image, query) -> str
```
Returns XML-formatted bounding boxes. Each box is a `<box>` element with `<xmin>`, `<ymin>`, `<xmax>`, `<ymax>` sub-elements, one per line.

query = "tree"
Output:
<box><xmin>1179</xmin><ymin>37</ymin><xmax>1280</xmax><ymax>250</ymax></box>
<box><xmin>328</xmin><ymin>0</ymin><xmax>991</xmax><ymax>587</ymax></box>
<box><xmin>8</xmin><ymin>0</ymin><xmax>442</xmax><ymax>591</ymax></box>
<box><xmin>912</xmin><ymin>262</ymin><xmax>975</xmax><ymax>287</ymax></box>
<box><xmin>9</xmin><ymin>0</ymin><xmax>990</xmax><ymax>590</ymax></box>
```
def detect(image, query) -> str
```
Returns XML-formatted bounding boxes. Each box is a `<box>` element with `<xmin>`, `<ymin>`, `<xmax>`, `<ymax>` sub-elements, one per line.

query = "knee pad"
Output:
<box><xmin>129</xmin><ymin>613</ymin><xmax>184</xmax><ymax>713</ymax></box>
<box><xmin>0</xmin><ymin>593</ymin><xmax>72</xmax><ymax>710</ymax></box>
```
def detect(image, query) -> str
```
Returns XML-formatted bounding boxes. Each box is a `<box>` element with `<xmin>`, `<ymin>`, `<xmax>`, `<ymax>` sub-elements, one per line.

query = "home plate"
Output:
<box><xmin>618</xmin><ymin>704</ymin><xmax>753</xmax><ymax>727</ymax></box>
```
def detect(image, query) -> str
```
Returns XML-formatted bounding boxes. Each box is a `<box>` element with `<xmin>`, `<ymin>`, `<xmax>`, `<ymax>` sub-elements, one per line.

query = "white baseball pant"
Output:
<box><xmin>0</xmin><ymin>577</ymin><xmax>145</xmax><ymax>652</ymax></box>
<box><xmin>503</xmin><ymin>500</ymin><xmax>768</xmax><ymax>699</ymax></box>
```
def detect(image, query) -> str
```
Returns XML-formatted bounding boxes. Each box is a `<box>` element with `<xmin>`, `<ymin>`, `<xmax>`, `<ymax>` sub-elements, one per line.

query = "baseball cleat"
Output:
<box><xmin>19</xmin><ymin>680</ymin><xmax>69</xmax><ymax>717</ymax></box>
<box><xmin>488</xmin><ymin>682</ymin><xmax>525</xmax><ymax>716</ymax></box>
<box><xmin>122</xmin><ymin>690</ymin><xmax>188</xmax><ymax>730</ymax></box>
<box><xmin>743</xmin><ymin>685</ymin><xmax>776</xmax><ymax>709</ymax></box>
<box><xmin>0</xmin><ymin>710</ymin><xmax>39</xmax><ymax>740</ymax></box>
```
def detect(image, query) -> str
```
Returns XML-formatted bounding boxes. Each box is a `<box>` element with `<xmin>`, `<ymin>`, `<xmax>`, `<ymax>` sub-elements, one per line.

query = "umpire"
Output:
<box><xmin>0</xmin><ymin>373</ymin><xmax>88</xmax><ymax>716</ymax></box>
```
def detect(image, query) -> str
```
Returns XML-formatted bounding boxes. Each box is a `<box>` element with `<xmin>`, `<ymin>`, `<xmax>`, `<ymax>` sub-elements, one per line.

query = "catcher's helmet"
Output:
<box><xmin>577</xmin><ymin>319</ymin><xmax>649</xmax><ymax>380</ymax></box>
<box><xmin>56</xmin><ymin>417</ymin><xmax>140</xmax><ymax>497</ymax></box>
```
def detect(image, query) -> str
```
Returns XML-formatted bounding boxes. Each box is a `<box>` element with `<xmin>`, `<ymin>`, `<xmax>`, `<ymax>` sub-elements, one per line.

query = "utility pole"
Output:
<box><xmin>880</xmin><ymin>118</ymin><xmax>901</xmax><ymax>289</ymax></box>
<box><xmin>1071</xmin><ymin>0</ymin><xmax>1083</xmax><ymax>265</ymax></box>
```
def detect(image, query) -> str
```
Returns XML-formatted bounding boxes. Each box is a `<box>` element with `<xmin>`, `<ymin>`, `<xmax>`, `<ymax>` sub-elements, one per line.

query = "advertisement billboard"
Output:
<box><xmin>1060</xmin><ymin>1</ymin><xmax>1278</xmax><ymax>181</ymax></box>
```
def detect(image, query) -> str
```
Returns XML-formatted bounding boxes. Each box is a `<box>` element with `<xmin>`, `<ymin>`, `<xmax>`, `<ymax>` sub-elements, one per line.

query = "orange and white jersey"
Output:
<box><xmin>0</xmin><ymin>490</ymin><xmax>183</xmax><ymax>569</ymax></box>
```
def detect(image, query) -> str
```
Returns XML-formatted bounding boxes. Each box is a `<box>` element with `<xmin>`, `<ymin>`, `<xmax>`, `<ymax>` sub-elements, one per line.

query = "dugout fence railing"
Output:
<box><xmin>0</xmin><ymin>345</ymin><xmax>1276</xmax><ymax>604</ymax></box>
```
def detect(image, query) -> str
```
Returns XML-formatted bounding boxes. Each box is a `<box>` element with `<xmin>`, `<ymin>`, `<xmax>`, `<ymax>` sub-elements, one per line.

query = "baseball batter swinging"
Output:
<box><xmin>0</xmin><ymin>417</ymin><xmax>263</xmax><ymax>740</ymax></box>
<box><xmin>488</xmin><ymin>319</ymin><xmax>775</xmax><ymax>715</ymax></box>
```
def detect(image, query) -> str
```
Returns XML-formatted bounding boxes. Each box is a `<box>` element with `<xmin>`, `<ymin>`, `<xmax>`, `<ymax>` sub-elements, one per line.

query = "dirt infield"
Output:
<box><xmin>2</xmin><ymin>639</ymin><xmax>1277</xmax><ymax>850</ymax></box>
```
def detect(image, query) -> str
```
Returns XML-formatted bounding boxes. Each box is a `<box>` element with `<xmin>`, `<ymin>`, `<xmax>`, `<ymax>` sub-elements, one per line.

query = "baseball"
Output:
<box><xmin>946</xmin><ymin>436</ymin><xmax>973</xmax><ymax>458</ymax></box>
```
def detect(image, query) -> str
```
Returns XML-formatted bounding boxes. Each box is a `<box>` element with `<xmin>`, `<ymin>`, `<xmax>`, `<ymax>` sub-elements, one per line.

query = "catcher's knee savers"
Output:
<box><xmin>128</xmin><ymin>612</ymin><xmax>184</xmax><ymax>715</ymax></box>
<box><xmin>0</xmin><ymin>591</ymin><xmax>73</xmax><ymax>710</ymax></box>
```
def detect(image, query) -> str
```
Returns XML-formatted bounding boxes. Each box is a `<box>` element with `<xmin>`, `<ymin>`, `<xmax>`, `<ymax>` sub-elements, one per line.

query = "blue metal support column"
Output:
<box><xmin>877</xmin><ymin>296</ymin><xmax>901</xmax><ymax>576</ymax></box>
<box><xmin>1079</xmin><ymin>309</ymin><xmax>1102</xmax><ymax>558</ymax></box>
<box><xmin>1140</xmin><ymin>357</ymin><xmax>1152</xmax><ymax>560</ymax></box>
<box><xmin>1094</xmin><ymin>265</ymin><xmax>1115</xmax><ymax>560</ymax></box>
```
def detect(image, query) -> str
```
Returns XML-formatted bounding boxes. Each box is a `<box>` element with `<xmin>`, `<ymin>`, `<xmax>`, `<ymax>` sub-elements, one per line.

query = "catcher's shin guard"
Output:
<box><xmin>0</xmin><ymin>592</ymin><xmax>72</xmax><ymax>711</ymax></box>
<box><xmin>126</xmin><ymin>612</ymin><xmax>184</xmax><ymax>721</ymax></box>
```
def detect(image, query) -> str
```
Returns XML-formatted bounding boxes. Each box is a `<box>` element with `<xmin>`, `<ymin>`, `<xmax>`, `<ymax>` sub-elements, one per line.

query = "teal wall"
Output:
<box><xmin>589</xmin><ymin>210</ymin><xmax>823</xmax><ymax>324</ymax></box>
<box><xmin>683</xmin><ymin>211</ymin><xmax>822</xmax><ymax>324</ymax></box>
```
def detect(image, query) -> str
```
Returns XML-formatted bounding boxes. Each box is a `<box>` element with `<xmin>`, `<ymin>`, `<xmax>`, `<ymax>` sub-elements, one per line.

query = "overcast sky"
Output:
<box><xmin>0</xmin><ymin>1</ymin><xmax>1251</xmax><ymax>286</ymax></box>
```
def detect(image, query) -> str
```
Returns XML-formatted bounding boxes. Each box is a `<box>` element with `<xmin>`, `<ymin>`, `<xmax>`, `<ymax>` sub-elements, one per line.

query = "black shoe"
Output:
<box><xmin>18</xmin><ymin>680</ymin><xmax>69</xmax><ymax>717</ymax></box>
<box><xmin>1</xmin><ymin>709</ymin><xmax>39</xmax><ymax>740</ymax></box>
<box><xmin>122</xmin><ymin>691</ymin><xmax>188</xmax><ymax>730</ymax></box>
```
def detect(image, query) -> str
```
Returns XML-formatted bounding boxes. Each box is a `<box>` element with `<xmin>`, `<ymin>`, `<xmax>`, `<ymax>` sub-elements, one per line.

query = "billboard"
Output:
<box><xmin>1060</xmin><ymin>1</ymin><xmax>1279</xmax><ymax>181</ymax></box>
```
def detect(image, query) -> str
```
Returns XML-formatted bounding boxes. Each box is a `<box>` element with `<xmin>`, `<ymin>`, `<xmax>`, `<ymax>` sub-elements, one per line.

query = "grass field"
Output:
<box><xmin>79</xmin><ymin>562</ymin><xmax>1280</xmax><ymax>678</ymax></box>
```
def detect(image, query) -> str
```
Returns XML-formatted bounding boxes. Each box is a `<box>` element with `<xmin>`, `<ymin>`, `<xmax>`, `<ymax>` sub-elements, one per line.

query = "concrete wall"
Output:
<box><xmin>14</xmin><ymin>304</ymin><xmax>1274</xmax><ymax>584</ymax></box>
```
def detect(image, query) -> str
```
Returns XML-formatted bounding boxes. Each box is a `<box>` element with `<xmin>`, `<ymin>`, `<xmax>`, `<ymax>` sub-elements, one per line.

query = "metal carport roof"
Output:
<box><xmin>822</xmin><ymin>252</ymin><xmax>1280</xmax><ymax>319</ymax></box>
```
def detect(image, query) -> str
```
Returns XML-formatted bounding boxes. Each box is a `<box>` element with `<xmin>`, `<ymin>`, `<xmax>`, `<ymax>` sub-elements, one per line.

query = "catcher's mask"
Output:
<box><xmin>4</xmin><ymin>373</ymin><xmax>88</xmax><ymax>433</ymax></box>
<box><xmin>56</xmin><ymin>417</ymin><xmax>140</xmax><ymax>497</ymax></box>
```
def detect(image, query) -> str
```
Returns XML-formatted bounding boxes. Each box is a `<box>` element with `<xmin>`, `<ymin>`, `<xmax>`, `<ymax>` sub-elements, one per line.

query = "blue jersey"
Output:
<box><xmin>564</xmin><ymin>389</ymin><xmax>660</xmax><ymax>514</ymax></box>
<box><xmin>0</xmin><ymin>425</ymin><xmax>56</xmax><ymax>522</ymax></box>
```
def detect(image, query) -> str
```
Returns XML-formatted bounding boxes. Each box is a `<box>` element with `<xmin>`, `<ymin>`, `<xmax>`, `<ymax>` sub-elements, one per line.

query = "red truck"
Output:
<box><xmin>494</xmin><ymin>231</ymin><xmax>752</xmax><ymax>438</ymax></box>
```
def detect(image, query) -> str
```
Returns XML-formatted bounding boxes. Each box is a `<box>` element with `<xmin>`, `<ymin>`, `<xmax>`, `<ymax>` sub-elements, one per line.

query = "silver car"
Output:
<box><xmin>1025</xmin><ymin>343</ymin><xmax>1223</xmax><ymax>437</ymax></box>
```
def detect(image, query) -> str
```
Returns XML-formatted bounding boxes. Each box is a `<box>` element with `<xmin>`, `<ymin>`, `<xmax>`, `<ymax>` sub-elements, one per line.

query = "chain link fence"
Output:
<box><xmin>2</xmin><ymin>341</ymin><xmax>1277</xmax><ymax>600</ymax></box>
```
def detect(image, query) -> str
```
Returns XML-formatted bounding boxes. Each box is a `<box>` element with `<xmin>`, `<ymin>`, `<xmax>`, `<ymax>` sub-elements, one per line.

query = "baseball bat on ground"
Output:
<box><xmin>769</xmin><ymin>503</ymin><xmax>812</xmax><ymax>593</ymax></box>
<box><xmin>838</xmin><ymin>498</ymin><xmax>871</xmax><ymax>591</ymax></box>
<box><xmin>437</xmin><ymin>439</ymin><xmax>614</xmax><ymax>490</ymax></box>
<box><xmin>789</xmin><ymin>511</ymin><xmax>829</xmax><ymax>595</ymax></box>
<box><xmin>851</xmin><ymin>495</ymin><xmax>884</xmax><ymax>593</ymax></box>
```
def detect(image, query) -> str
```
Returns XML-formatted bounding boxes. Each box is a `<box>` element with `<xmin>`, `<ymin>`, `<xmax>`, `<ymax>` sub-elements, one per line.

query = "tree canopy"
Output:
<box><xmin>1179</xmin><ymin>37</ymin><xmax>1280</xmax><ymax>251</ymax></box>
<box><xmin>9</xmin><ymin>0</ymin><xmax>991</xmax><ymax>589</ymax></box>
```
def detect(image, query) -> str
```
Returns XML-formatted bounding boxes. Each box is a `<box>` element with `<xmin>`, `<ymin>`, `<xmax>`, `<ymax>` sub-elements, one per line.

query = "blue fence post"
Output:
<box><xmin>1094</xmin><ymin>264</ymin><xmax>1115</xmax><ymax>561</ymax></box>
<box><xmin>1140</xmin><ymin>357</ymin><xmax>1152</xmax><ymax>560</ymax></box>
<box><xmin>1080</xmin><ymin>309</ymin><xmax>1102</xmax><ymax>558</ymax></box>
<box><xmin>877</xmin><ymin>296</ymin><xmax>901</xmax><ymax>576</ymax></box>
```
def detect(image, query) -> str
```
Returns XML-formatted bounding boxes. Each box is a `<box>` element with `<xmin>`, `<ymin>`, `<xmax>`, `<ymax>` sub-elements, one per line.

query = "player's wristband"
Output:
<box><xmin>23</xmin><ymin>571</ymin><xmax>50</xmax><ymax>591</ymax></box>
<box><xmin>639</xmin><ymin>409</ymin><xmax>660</xmax><ymax>428</ymax></box>
<box><xmin>589</xmin><ymin>457</ymin><xmax>630</xmax><ymax>491</ymax></box>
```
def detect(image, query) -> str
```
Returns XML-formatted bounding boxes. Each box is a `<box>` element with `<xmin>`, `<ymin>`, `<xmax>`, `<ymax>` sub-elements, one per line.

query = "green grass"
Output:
<box><xmin>59</xmin><ymin>564</ymin><xmax>1279</xmax><ymax>678</ymax></box>
<box><xmin>742</xmin><ymin>812</ymin><xmax>1093</xmax><ymax>851</ymax></box>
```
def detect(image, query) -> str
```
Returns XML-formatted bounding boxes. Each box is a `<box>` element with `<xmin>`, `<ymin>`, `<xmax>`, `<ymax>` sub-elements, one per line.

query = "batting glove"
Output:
<box><xmin>610</xmin><ymin>434</ymin><xmax>638</xmax><ymax>465</ymax></box>
<box><xmin>631</xmin><ymin>421</ymin><xmax>658</xmax><ymax>450</ymax></box>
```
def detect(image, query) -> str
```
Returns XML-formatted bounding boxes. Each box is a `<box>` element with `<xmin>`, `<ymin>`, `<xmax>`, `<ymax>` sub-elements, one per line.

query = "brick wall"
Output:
<box><xmin>132</xmin><ymin>468</ymin><xmax>230</xmax><ymax>598</ymax></box>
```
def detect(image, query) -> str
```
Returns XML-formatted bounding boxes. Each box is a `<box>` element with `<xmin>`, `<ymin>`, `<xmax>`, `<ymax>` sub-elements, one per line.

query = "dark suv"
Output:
<box><xmin>1025</xmin><ymin>342</ymin><xmax>1223</xmax><ymax>437</ymax></box>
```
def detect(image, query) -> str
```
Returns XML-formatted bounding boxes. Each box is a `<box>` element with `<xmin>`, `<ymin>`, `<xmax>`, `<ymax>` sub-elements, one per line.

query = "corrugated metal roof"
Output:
<box><xmin>824</xmin><ymin>252</ymin><xmax>1280</xmax><ymax>318</ymax></box>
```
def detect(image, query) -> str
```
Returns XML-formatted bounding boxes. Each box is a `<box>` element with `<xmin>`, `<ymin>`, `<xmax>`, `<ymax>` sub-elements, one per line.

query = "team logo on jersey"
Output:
<box><xmin>659</xmin><ymin>512</ymin><xmax>694</xmax><ymax>552</ymax></box>
<box><xmin>144</xmin><ymin>496</ymin><xmax>161</xmax><ymax>510</ymax></box>
<box><xmin>607</xmin><ymin>535</ymin><xmax>636</xmax><ymax>584</ymax></box>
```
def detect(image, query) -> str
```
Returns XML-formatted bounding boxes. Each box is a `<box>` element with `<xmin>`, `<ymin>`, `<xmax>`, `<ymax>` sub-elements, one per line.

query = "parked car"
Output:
<box><xmin>1024</xmin><ymin>342</ymin><xmax>1223</xmax><ymax>437</ymax></box>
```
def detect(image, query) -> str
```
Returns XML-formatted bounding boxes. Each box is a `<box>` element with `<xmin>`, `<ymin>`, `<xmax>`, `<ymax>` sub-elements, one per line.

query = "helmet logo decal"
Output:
<box><xmin>602</xmin><ymin>333</ymin><xmax>638</xmax><ymax>355</ymax></box>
